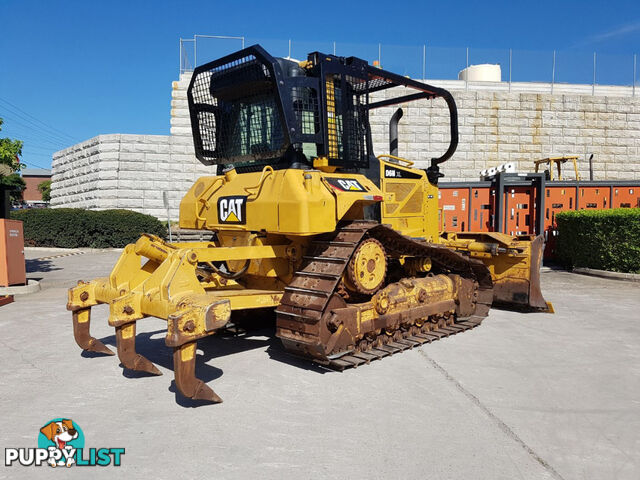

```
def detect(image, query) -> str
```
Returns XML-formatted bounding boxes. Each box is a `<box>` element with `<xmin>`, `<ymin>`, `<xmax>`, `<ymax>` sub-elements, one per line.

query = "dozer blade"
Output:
<box><xmin>173</xmin><ymin>342</ymin><xmax>223</xmax><ymax>403</ymax></box>
<box><xmin>524</xmin><ymin>234</ymin><xmax>548</xmax><ymax>310</ymax></box>
<box><xmin>491</xmin><ymin>235</ymin><xmax>551</xmax><ymax>312</ymax></box>
<box><xmin>72</xmin><ymin>309</ymin><xmax>115</xmax><ymax>356</ymax></box>
<box><xmin>442</xmin><ymin>232</ymin><xmax>551</xmax><ymax>312</ymax></box>
<box><xmin>115</xmin><ymin>323</ymin><xmax>162</xmax><ymax>376</ymax></box>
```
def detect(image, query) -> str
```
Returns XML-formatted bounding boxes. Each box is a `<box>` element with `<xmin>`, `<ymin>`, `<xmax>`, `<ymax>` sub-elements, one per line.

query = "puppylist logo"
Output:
<box><xmin>4</xmin><ymin>418</ymin><xmax>124</xmax><ymax>468</ymax></box>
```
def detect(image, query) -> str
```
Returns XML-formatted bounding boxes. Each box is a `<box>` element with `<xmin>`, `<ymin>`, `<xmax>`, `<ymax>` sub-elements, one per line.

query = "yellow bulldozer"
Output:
<box><xmin>67</xmin><ymin>46</ymin><xmax>550</xmax><ymax>403</ymax></box>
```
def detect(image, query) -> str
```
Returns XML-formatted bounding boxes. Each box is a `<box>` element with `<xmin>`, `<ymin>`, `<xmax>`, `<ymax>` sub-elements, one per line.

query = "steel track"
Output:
<box><xmin>276</xmin><ymin>220</ymin><xmax>494</xmax><ymax>370</ymax></box>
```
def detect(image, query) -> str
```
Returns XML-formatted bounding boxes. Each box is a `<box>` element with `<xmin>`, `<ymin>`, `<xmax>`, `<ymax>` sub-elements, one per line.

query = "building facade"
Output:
<box><xmin>21</xmin><ymin>168</ymin><xmax>51</xmax><ymax>204</ymax></box>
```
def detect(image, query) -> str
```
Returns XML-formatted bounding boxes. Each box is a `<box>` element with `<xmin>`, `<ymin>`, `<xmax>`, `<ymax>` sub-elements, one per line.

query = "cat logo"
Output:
<box><xmin>218</xmin><ymin>196</ymin><xmax>247</xmax><ymax>224</ymax></box>
<box><xmin>325</xmin><ymin>177</ymin><xmax>366</xmax><ymax>192</ymax></box>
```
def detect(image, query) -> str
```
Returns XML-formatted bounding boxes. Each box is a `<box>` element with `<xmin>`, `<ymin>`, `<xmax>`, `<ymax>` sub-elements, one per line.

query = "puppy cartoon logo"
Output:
<box><xmin>40</xmin><ymin>419</ymin><xmax>79</xmax><ymax>450</ymax></box>
<box><xmin>218</xmin><ymin>196</ymin><xmax>247</xmax><ymax>224</ymax></box>
<box><xmin>38</xmin><ymin>419</ymin><xmax>83</xmax><ymax>467</ymax></box>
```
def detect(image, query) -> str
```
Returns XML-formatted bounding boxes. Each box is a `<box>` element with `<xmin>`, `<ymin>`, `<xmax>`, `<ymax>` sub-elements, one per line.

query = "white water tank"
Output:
<box><xmin>458</xmin><ymin>64</ymin><xmax>501</xmax><ymax>82</ymax></box>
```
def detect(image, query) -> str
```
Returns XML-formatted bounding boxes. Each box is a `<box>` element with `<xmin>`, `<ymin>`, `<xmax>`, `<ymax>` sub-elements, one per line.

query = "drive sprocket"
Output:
<box><xmin>345</xmin><ymin>237</ymin><xmax>387</xmax><ymax>295</ymax></box>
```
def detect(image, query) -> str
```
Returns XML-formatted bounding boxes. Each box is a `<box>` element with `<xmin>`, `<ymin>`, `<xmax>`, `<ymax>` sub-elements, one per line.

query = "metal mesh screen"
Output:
<box><xmin>292</xmin><ymin>87</ymin><xmax>319</xmax><ymax>135</ymax></box>
<box><xmin>351</xmin><ymin>75</ymin><xmax>393</xmax><ymax>93</ymax></box>
<box><xmin>324</xmin><ymin>75</ymin><xmax>368</xmax><ymax>167</ymax></box>
<box><xmin>190</xmin><ymin>54</ymin><xmax>287</xmax><ymax>165</ymax></box>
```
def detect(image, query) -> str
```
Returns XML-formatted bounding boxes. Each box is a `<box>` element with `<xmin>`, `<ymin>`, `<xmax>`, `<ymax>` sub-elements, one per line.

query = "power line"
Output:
<box><xmin>18</xmin><ymin>136</ymin><xmax>67</xmax><ymax>149</ymax></box>
<box><xmin>19</xmin><ymin>150</ymin><xmax>52</xmax><ymax>163</ymax></box>
<box><xmin>0</xmin><ymin>105</ymin><xmax>75</xmax><ymax>144</ymax></box>
<box><xmin>21</xmin><ymin>145</ymin><xmax>59</xmax><ymax>153</ymax></box>
<box><xmin>0</xmin><ymin>96</ymin><xmax>78</xmax><ymax>143</ymax></box>
<box><xmin>0</xmin><ymin>109</ymin><xmax>72</xmax><ymax>145</ymax></box>
<box><xmin>1</xmin><ymin>158</ymin><xmax>51</xmax><ymax>170</ymax></box>
<box><xmin>20</xmin><ymin>151</ymin><xmax>55</xmax><ymax>159</ymax></box>
<box><xmin>19</xmin><ymin>160</ymin><xmax>51</xmax><ymax>170</ymax></box>
<box><xmin>1</xmin><ymin>117</ymin><xmax>70</xmax><ymax>148</ymax></box>
<box><xmin>0</xmin><ymin>111</ymin><xmax>71</xmax><ymax>148</ymax></box>
<box><xmin>5</xmin><ymin>131</ymin><xmax>68</xmax><ymax>149</ymax></box>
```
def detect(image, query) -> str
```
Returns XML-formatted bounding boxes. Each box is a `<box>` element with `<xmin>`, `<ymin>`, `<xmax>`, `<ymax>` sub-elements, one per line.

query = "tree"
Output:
<box><xmin>2</xmin><ymin>173</ymin><xmax>26</xmax><ymax>203</ymax></box>
<box><xmin>0</xmin><ymin>118</ymin><xmax>23</xmax><ymax>172</ymax></box>
<box><xmin>38</xmin><ymin>179</ymin><xmax>51</xmax><ymax>202</ymax></box>
<box><xmin>0</xmin><ymin>117</ymin><xmax>25</xmax><ymax>203</ymax></box>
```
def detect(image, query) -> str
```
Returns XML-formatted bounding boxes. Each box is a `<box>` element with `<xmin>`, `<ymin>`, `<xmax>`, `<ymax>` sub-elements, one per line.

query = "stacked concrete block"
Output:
<box><xmin>50</xmin><ymin>136</ymin><xmax>103</xmax><ymax>210</ymax></box>
<box><xmin>367</xmin><ymin>85</ymin><xmax>640</xmax><ymax>182</ymax></box>
<box><xmin>51</xmin><ymin>133</ymin><xmax>201</xmax><ymax>219</ymax></box>
<box><xmin>51</xmin><ymin>71</ymin><xmax>640</xmax><ymax>219</ymax></box>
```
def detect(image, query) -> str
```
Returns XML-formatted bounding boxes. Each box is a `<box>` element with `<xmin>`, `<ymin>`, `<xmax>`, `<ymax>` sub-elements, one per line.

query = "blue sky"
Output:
<box><xmin>0</xmin><ymin>0</ymin><xmax>639</xmax><ymax>170</ymax></box>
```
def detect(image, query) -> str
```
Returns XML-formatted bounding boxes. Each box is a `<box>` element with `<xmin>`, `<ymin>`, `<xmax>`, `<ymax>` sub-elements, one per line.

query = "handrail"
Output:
<box><xmin>430</xmin><ymin>89</ymin><xmax>458</xmax><ymax>167</ymax></box>
<box><xmin>244</xmin><ymin>165</ymin><xmax>274</xmax><ymax>198</ymax></box>
<box><xmin>195</xmin><ymin>176</ymin><xmax>225</xmax><ymax>222</ymax></box>
<box><xmin>363</xmin><ymin>65</ymin><xmax>458</xmax><ymax>184</ymax></box>
<box><xmin>377</xmin><ymin>154</ymin><xmax>414</xmax><ymax>167</ymax></box>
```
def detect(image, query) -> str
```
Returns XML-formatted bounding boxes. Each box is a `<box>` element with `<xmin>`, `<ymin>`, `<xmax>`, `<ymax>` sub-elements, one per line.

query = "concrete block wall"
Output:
<box><xmin>51</xmin><ymin>134</ymin><xmax>197</xmax><ymax>218</ymax></box>
<box><xmin>368</xmin><ymin>85</ymin><xmax>640</xmax><ymax>182</ymax></box>
<box><xmin>50</xmin><ymin>136</ymin><xmax>102</xmax><ymax>210</ymax></box>
<box><xmin>51</xmin><ymin>75</ymin><xmax>215</xmax><ymax>219</ymax></box>
<box><xmin>51</xmin><ymin>72</ymin><xmax>640</xmax><ymax>219</ymax></box>
<box><xmin>169</xmin><ymin>74</ymin><xmax>640</xmax><ymax>182</ymax></box>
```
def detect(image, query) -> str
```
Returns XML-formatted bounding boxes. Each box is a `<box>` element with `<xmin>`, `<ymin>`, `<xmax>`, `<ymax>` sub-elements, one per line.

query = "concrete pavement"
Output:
<box><xmin>0</xmin><ymin>249</ymin><xmax>638</xmax><ymax>479</ymax></box>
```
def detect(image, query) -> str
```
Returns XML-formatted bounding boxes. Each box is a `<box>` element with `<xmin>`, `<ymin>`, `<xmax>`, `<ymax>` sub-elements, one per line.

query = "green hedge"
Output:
<box><xmin>555</xmin><ymin>208</ymin><xmax>640</xmax><ymax>273</ymax></box>
<box><xmin>10</xmin><ymin>208</ymin><xmax>166</xmax><ymax>248</ymax></box>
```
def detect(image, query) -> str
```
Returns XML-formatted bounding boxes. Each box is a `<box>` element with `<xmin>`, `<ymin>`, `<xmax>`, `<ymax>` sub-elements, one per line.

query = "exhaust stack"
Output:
<box><xmin>389</xmin><ymin>108</ymin><xmax>403</xmax><ymax>156</ymax></box>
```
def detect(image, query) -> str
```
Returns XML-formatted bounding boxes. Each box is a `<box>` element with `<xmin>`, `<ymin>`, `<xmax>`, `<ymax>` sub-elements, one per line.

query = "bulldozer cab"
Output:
<box><xmin>187</xmin><ymin>45</ymin><xmax>458</xmax><ymax>182</ymax></box>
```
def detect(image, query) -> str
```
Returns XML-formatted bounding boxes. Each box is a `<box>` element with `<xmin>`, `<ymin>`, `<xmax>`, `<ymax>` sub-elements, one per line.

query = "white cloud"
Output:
<box><xmin>572</xmin><ymin>20</ymin><xmax>640</xmax><ymax>49</ymax></box>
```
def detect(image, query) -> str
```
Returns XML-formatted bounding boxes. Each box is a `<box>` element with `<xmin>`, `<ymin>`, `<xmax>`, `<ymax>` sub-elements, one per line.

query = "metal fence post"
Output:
<box><xmin>465</xmin><ymin>47</ymin><xmax>469</xmax><ymax>90</ymax></box>
<box><xmin>509</xmin><ymin>48</ymin><xmax>512</xmax><ymax>92</ymax></box>
<box><xmin>179</xmin><ymin>36</ymin><xmax>635</xmax><ymax>91</ymax></box>
<box><xmin>633</xmin><ymin>53</ymin><xmax>637</xmax><ymax>97</ymax></box>
<box><xmin>593</xmin><ymin>52</ymin><xmax>596</xmax><ymax>95</ymax></box>
<box><xmin>163</xmin><ymin>192</ymin><xmax>173</xmax><ymax>243</ymax></box>
<box><xmin>192</xmin><ymin>35</ymin><xmax>245</xmax><ymax>67</ymax></box>
<box><xmin>551</xmin><ymin>50</ymin><xmax>556</xmax><ymax>94</ymax></box>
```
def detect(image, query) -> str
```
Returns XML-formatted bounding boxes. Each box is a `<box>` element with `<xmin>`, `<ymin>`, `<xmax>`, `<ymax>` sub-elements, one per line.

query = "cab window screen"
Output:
<box><xmin>221</xmin><ymin>94</ymin><xmax>284</xmax><ymax>161</ymax></box>
<box><xmin>189</xmin><ymin>54</ymin><xmax>287</xmax><ymax>165</ymax></box>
